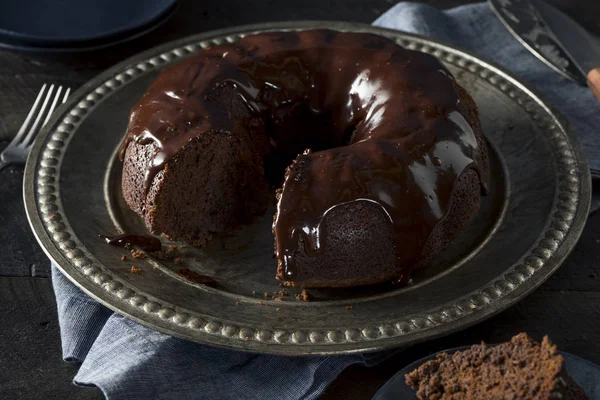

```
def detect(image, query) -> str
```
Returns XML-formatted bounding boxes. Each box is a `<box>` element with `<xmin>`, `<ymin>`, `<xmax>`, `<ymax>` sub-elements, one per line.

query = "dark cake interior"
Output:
<box><xmin>120</xmin><ymin>29</ymin><xmax>489</xmax><ymax>288</ymax></box>
<box><xmin>406</xmin><ymin>333</ymin><xmax>589</xmax><ymax>400</ymax></box>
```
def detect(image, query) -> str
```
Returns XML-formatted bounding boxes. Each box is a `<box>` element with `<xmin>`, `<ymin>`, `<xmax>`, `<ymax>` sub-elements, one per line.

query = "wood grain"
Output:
<box><xmin>0</xmin><ymin>160</ymin><xmax>49</xmax><ymax>277</ymax></box>
<box><xmin>0</xmin><ymin>277</ymin><xmax>101</xmax><ymax>399</ymax></box>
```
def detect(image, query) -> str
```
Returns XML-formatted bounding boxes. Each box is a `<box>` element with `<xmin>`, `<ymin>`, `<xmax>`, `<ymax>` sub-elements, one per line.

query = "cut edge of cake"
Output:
<box><xmin>405</xmin><ymin>333</ymin><xmax>589</xmax><ymax>400</ymax></box>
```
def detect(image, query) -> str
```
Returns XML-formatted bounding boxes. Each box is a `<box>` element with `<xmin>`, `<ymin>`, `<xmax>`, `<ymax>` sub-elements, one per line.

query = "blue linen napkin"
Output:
<box><xmin>53</xmin><ymin>267</ymin><xmax>379</xmax><ymax>399</ymax></box>
<box><xmin>52</xmin><ymin>3</ymin><xmax>600</xmax><ymax>399</ymax></box>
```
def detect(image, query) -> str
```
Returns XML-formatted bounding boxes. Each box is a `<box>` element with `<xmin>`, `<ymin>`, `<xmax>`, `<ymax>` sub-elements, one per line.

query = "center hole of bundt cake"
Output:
<box><xmin>261</xmin><ymin>102</ymin><xmax>358</xmax><ymax>186</ymax></box>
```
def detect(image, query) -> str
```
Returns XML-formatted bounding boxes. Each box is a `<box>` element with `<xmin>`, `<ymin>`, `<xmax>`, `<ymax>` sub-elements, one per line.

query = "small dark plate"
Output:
<box><xmin>372</xmin><ymin>346</ymin><xmax>600</xmax><ymax>399</ymax></box>
<box><xmin>0</xmin><ymin>0</ymin><xmax>177</xmax><ymax>52</ymax></box>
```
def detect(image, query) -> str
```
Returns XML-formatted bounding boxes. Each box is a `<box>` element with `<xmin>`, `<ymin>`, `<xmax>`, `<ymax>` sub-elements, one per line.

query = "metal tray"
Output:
<box><xmin>24</xmin><ymin>21</ymin><xmax>591</xmax><ymax>355</ymax></box>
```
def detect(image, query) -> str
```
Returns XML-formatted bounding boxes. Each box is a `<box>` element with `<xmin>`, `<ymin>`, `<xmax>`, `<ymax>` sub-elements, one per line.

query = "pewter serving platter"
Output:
<box><xmin>24</xmin><ymin>22</ymin><xmax>591</xmax><ymax>355</ymax></box>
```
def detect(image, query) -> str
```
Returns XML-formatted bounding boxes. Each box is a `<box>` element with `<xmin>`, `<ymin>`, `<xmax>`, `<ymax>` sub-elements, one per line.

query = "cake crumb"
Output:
<box><xmin>295</xmin><ymin>289</ymin><xmax>312</xmax><ymax>302</ymax></box>
<box><xmin>276</xmin><ymin>308</ymin><xmax>281</xmax><ymax>311</ymax></box>
<box><xmin>274</xmin><ymin>297</ymin><xmax>283</xmax><ymax>301</ymax></box>
<box><xmin>258</xmin><ymin>301</ymin><xmax>264</xmax><ymax>305</ymax></box>
<box><xmin>120</xmin><ymin>255</ymin><xmax>127</xmax><ymax>261</ymax></box>
<box><xmin>130</xmin><ymin>249</ymin><xmax>147</xmax><ymax>259</ymax></box>
<box><xmin>252</xmin><ymin>290</ymin><xmax>257</xmax><ymax>295</ymax></box>
<box><xmin>264</xmin><ymin>292</ymin><xmax>269</xmax><ymax>299</ymax></box>
<box><xmin>235</xmin><ymin>300</ymin><xmax>240</xmax><ymax>305</ymax></box>
<box><xmin>244</xmin><ymin>337</ymin><xmax>249</xmax><ymax>341</ymax></box>
<box><xmin>345</xmin><ymin>305</ymin><xmax>353</xmax><ymax>310</ymax></box>
<box><xmin>130</xmin><ymin>265</ymin><xmax>141</xmax><ymax>274</ymax></box>
<box><xmin>173</xmin><ymin>257</ymin><xmax>183</xmax><ymax>264</ymax></box>
<box><xmin>590</xmin><ymin>273</ymin><xmax>597</xmax><ymax>279</ymax></box>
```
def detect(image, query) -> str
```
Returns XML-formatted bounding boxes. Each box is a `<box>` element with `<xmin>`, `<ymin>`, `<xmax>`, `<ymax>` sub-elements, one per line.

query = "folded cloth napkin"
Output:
<box><xmin>53</xmin><ymin>268</ymin><xmax>379</xmax><ymax>399</ymax></box>
<box><xmin>53</xmin><ymin>3</ymin><xmax>600</xmax><ymax>400</ymax></box>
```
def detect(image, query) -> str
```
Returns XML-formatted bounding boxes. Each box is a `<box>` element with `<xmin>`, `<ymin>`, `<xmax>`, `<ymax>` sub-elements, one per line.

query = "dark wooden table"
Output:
<box><xmin>1</xmin><ymin>1</ymin><xmax>599</xmax><ymax>398</ymax></box>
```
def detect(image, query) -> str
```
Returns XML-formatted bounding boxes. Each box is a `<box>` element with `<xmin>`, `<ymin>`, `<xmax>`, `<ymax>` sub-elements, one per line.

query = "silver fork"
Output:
<box><xmin>0</xmin><ymin>84</ymin><xmax>71</xmax><ymax>172</ymax></box>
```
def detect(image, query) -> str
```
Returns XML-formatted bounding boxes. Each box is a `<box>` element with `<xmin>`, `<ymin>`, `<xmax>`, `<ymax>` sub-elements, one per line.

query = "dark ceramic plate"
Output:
<box><xmin>24</xmin><ymin>22</ymin><xmax>590</xmax><ymax>355</ymax></box>
<box><xmin>373</xmin><ymin>346</ymin><xmax>600</xmax><ymax>399</ymax></box>
<box><xmin>0</xmin><ymin>0</ymin><xmax>177</xmax><ymax>52</ymax></box>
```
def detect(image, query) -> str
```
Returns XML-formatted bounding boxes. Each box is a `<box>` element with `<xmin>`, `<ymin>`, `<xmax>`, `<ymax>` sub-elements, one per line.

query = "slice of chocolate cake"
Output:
<box><xmin>406</xmin><ymin>333</ymin><xmax>588</xmax><ymax>400</ymax></box>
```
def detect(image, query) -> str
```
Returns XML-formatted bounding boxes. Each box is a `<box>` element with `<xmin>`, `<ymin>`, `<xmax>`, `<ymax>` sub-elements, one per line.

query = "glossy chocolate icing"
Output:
<box><xmin>120</xmin><ymin>30</ymin><xmax>488</xmax><ymax>282</ymax></box>
<box><xmin>100</xmin><ymin>233</ymin><xmax>162</xmax><ymax>252</ymax></box>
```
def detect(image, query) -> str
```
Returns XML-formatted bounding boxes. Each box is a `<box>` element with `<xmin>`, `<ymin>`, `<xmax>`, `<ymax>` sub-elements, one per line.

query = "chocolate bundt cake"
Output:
<box><xmin>406</xmin><ymin>333</ymin><xmax>589</xmax><ymax>400</ymax></box>
<box><xmin>120</xmin><ymin>29</ymin><xmax>489</xmax><ymax>288</ymax></box>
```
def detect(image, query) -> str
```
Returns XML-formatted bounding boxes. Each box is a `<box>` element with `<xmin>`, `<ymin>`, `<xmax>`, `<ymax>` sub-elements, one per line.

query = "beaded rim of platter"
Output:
<box><xmin>25</xmin><ymin>22</ymin><xmax>589</xmax><ymax>354</ymax></box>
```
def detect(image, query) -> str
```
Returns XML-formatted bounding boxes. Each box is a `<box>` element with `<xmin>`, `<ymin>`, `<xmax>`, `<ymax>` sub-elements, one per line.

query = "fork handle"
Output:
<box><xmin>588</xmin><ymin>68</ymin><xmax>600</xmax><ymax>101</ymax></box>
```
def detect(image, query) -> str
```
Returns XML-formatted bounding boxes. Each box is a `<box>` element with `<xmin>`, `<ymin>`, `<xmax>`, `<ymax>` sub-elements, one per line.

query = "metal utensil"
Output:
<box><xmin>489</xmin><ymin>0</ymin><xmax>600</xmax><ymax>100</ymax></box>
<box><xmin>0</xmin><ymin>84</ymin><xmax>71</xmax><ymax>171</ymax></box>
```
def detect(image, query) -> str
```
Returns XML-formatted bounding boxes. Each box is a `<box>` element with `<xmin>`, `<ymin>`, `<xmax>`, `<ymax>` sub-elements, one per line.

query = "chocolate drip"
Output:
<box><xmin>178</xmin><ymin>268</ymin><xmax>217</xmax><ymax>287</ymax></box>
<box><xmin>120</xmin><ymin>30</ymin><xmax>489</xmax><ymax>281</ymax></box>
<box><xmin>100</xmin><ymin>234</ymin><xmax>162</xmax><ymax>252</ymax></box>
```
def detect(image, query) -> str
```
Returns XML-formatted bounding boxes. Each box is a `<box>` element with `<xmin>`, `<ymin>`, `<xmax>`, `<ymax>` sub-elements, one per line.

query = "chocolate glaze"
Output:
<box><xmin>120</xmin><ymin>30</ymin><xmax>489</xmax><ymax>282</ymax></box>
<box><xmin>100</xmin><ymin>234</ymin><xmax>162</xmax><ymax>252</ymax></box>
<box><xmin>177</xmin><ymin>268</ymin><xmax>218</xmax><ymax>287</ymax></box>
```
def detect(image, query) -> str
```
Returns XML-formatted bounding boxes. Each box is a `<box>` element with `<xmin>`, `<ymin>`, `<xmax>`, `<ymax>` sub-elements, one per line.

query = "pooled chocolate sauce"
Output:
<box><xmin>120</xmin><ymin>30</ymin><xmax>489</xmax><ymax>281</ymax></box>
<box><xmin>100</xmin><ymin>234</ymin><xmax>162</xmax><ymax>252</ymax></box>
<box><xmin>178</xmin><ymin>268</ymin><xmax>217</xmax><ymax>287</ymax></box>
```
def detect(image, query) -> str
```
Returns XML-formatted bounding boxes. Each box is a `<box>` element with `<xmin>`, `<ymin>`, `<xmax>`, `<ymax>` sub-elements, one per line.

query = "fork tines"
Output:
<box><xmin>18</xmin><ymin>84</ymin><xmax>71</xmax><ymax>149</ymax></box>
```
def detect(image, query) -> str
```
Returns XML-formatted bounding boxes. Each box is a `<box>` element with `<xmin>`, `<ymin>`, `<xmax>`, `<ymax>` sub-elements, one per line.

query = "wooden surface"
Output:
<box><xmin>0</xmin><ymin>1</ymin><xmax>599</xmax><ymax>399</ymax></box>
